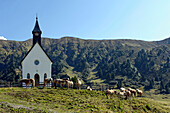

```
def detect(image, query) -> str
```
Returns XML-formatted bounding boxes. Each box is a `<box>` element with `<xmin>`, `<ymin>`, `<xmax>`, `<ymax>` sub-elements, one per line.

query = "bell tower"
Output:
<box><xmin>32</xmin><ymin>16</ymin><xmax>42</xmax><ymax>46</ymax></box>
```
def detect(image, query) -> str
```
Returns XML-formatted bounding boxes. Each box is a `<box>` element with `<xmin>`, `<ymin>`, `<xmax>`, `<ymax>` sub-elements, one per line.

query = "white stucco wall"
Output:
<box><xmin>22</xmin><ymin>43</ymin><xmax>52</xmax><ymax>83</ymax></box>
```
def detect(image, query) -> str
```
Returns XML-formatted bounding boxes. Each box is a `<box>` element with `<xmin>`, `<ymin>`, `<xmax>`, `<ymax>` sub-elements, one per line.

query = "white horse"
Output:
<box><xmin>87</xmin><ymin>86</ymin><xmax>92</xmax><ymax>91</ymax></box>
<box><xmin>67</xmin><ymin>80</ymin><xmax>74</xmax><ymax>88</ymax></box>
<box><xmin>120</xmin><ymin>87</ymin><xmax>126</xmax><ymax>92</ymax></box>
<box><xmin>106</xmin><ymin>89</ymin><xmax>117</xmax><ymax>99</ymax></box>
<box><xmin>76</xmin><ymin>79</ymin><xmax>82</xmax><ymax>90</ymax></box>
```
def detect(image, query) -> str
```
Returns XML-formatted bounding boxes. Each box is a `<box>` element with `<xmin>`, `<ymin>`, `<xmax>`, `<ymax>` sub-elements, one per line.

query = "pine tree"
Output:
<box><xmin>98</xmin><ymin>68</ymin><xmax>103</xmax><ymax>78</ymax></box>
<box><xmin>160</xmin><ymin>80</ymin><xmax>165</xmax><ymax>91</ymax></box>
<box><xmin>165</xmin><ymin>82</ymin><xmax>170</xmax><ymax>94</ymax></box>
<box><xmin>117</xmin><ymin>80</ymin><xmax>122</xmax><ymax>89</ymax></box>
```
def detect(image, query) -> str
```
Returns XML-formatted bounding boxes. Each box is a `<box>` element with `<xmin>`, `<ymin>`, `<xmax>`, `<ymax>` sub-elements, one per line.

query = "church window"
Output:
<box><xmin>44</xmin><ymin>73</ymin><xmax>47</xmax><ymax>79</ymax></box>
<box><xmin>27</xmin><ymin>73</ymin><xmax>30</xmax><ymax>79</ymax></box>
<box><xmin>34</xmin><ymin>60</ymin><xmax>39</xmax><ymax>65</ymax></box>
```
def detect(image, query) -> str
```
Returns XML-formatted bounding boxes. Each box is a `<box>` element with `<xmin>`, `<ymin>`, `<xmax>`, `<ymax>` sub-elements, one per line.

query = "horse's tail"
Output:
<box><xmin>19</xmin><ymin>79</ymin><xmax>23</xmax><ymax>87</ymax></box>
<box><xmin>32</xmin><ymin>79</ymin><xmax>35</xmax><ymax>88</ymax></box>
<box><xmin>51</xmin><ymin>78</ymin><xmax>53</xmax><ymax>88</ymax></box>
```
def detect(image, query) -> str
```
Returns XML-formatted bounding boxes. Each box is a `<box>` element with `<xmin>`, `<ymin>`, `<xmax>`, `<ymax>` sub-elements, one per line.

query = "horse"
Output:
<box><xmin>87</xmin><ymin>86</ymin><xmax>92</xmax><ymax>91</ymax></box>
<box><xmin>76</xmin><ymin>79</ymin><xmax>81</xmax><ymax>90</ymax></box>
<box><xmin>118</xmin><ymin>91</ymin><xmax>126</xmax><ymax>98</ymax></box>
<box><xmin>128</xmin><ymin>88</ymin><xmax>137</xmax><ymax>97</ymax></box>
<box><xmin>136</xmin><ymin>89</ymin><xmax>143</xmax><ymax>97</ymax></box>
<box><xmin>120</xmin><ymin>87</ymin><xmax>126</xmax><ymax>92</ymax></box>
<box><xmin>66</xmin><ymin>80</ymin><xmax>74</xmax><ymax>88</ymax></box>
<box><xmin>20</xmin><ymin>79</ymin><xmax>35</xmax><ymax>88</ymax></box>
<box><xmin>106</xmin><ymin>89</ymin><xmax>117</xmax><ymax>99</ymax></box>
<box><xmin>44</xmin><ymin>78</ymin><xmax>53</xmax><ymax>88</ymax></box>
<box><xmin>118</xmin><ymin>91</ymin><xmax>129</xmax><ymax>99</ymax></box>
<box><xmin>118</xmin><ymin>89</ymin><xmax>132</xmax><ymax>99</ymax></box>
<box><xmin>53</xmin><ymin>79</ymin><xmax>67</xmax><ymax>89</ymax></box>
<box><xmin>125</xmin><ymin>90</ymin><xmax>132</xmax><ymax>97</ymax></box>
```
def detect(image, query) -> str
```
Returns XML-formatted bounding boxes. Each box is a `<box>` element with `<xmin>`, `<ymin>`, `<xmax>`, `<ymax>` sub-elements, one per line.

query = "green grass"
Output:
<box><xmin>143</xmin><ymin>89</ymin><xmax>170</xmax><ymax>109</ymax></box>
<box><xmin>0</xmin><ymin>87</ymin><xmax>169</xmax><ymax>113</ymax></box>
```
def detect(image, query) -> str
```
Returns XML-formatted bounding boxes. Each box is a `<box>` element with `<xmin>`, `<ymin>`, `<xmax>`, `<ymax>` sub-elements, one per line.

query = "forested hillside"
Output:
<box><xmin>0</xmin><ymin>37</ymin><xmax>169</xmax><ymax>93</ymax></box>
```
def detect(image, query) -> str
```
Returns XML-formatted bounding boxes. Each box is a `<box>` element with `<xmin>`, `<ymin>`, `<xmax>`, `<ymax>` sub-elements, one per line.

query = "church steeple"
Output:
<box><xmin>32</xmin><ymin>16</ymin><xmax>42</xmax><ymax>46</ymax></box>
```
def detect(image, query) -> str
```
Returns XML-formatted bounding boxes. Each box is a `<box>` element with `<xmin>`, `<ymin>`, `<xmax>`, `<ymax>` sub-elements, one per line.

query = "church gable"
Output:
<box><xmin>22</xmin><ymin>43</ymin><xmax>52</xmax><ymax>65</ymax></box>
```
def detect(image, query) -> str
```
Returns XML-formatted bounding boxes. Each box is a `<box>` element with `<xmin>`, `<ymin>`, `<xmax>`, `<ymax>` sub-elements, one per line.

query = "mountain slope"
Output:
<box><xmin>0</xmin><ymin>37</ymin><xmax>169</xmax><ymax>93</ymax></box>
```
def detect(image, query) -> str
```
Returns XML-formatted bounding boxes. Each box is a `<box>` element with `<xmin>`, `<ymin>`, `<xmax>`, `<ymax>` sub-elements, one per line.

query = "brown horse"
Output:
<box><xmin>136</xmin><ymin>89</ymin><xmax>143</xmax><ymax>97</ymax></box>
<box><xmin>20</xmin><ymin>79</ymin><xmax>35</xmax><ymax>88</ymax></box>
<box><xmin>128</xmin><ymin>88</ymin><xmax>137</xmax><ymax>97</ymax></box>
<box><xmin>53</xmin><ymin>79</ymin><xmax>67</xmax><ymax>89</ymax></box>
<box><xmin>44</xmin><ymin>78</ymin><xmax>53</xmax><ymax>88</ymax></box>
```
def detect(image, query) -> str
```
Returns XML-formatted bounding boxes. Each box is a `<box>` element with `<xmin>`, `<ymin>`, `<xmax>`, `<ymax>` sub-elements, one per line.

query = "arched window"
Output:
<box><xmin>27</xmin><ymin>73</ymin><xmax>30</xmax><ymax>79</ymax></box>
<box><xmin>44</xmin><ymin>73</ymin><xmax>47</xmax><ymax>79</ymax></box>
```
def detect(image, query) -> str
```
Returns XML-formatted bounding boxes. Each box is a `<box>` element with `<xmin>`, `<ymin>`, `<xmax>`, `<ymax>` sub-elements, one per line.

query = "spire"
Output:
<box><xmin>32</xmin><ymin>16</ymin><xmax>42</xmax><ymax>33</ymax></box>
<box><xmin>32</xmin><ymin>16</ymin><xmax>42</xmax><ymax>46</ymax></box>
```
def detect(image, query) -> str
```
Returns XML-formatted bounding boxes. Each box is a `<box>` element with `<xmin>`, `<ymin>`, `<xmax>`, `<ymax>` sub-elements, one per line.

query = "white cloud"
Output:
<box><xmin>0</xmin><ymin>36</ymin><xmax>7</xmax><ymax>40</ymax></box>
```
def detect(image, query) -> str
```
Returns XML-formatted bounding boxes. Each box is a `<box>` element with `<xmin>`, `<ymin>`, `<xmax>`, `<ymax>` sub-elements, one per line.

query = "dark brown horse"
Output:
<box><xmin>20</xmin><ymin>79</ymin><xmax>35</xmax><ymax>88</ymax></box>
<box><xmin>44</xmin><ymin>78</ymin><xmax>53</xmax><ymax>88</ymax></box>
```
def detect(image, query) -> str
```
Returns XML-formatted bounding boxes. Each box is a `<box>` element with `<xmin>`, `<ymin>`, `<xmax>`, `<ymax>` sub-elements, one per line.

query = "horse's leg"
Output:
<box><xmin>62</xmin><ymin>83</ymin><xmax>64</xmax><ymax>88</ymax></box>
<box><xmin>44</xmin><ymin>82</ymin><xmax>46</xmax><ymax>88</ymax></box>
<box><xmin>55</xmin><ymin>83</ymin><xmax>57</xmax><ymax>89</ymax></box>
<box><xmin>54</xmin><ymin>82</ymin><xmax>56</xmax><ymax>89</ymax></box>
<box><xmin>79</xmin><ymin>84</ymin><xmax>81</xmax><ymax>90</ymax></box>
<box><xmin>46</xmin><ymin>82</ymin><xmax>48</xmax><ymax>88</ymax></box>
<box><xmin>31</xmin><ymin>81</ymin><xmax>33</xmax><ymax>88</ymax></box>
<box><xmin>76</xmin><ymin>84</ymin><xmax>78</xmax><ymax>89</ymax></box>
<box><xmin>60</xmin><ymin>83</ymin><xmax>62</xmax><ymax>88</ymax></box>
<box><xmin>47</xmin><ymin>83</ymin><xmax>49</xmax><ymax>88</ymax></box>
<box><xmin>67</xmin><ymin>83</ymin><xmax>69</xmax><ymax>89</ymax></box>
<box><xmin>47</xmin><ymin>82</ymin><xmax>48</xmax><ymax>88</ymax></box>
<box><xmin>78</xmin><ymin>85</ymin><xmax>80</xmax><ymax>90</ymax></box>
<box><xmin>106</xmin><ymin>94</ymin><xmax>109</xmax><ymax>99</ymax></box>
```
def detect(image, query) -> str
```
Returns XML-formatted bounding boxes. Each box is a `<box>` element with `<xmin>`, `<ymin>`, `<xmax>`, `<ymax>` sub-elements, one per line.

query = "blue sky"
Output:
<box><xmin>1</xmin><ymin>0</ymin><xmax>170</xmax><ymax>41</ymax></box>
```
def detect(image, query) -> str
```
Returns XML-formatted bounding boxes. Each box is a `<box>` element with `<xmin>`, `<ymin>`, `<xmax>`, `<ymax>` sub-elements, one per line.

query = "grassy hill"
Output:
<box><xmin>0</xmin><ymin>37</ymin><xmax>169</xmax><ymax>93</ymax></box>
<box><xmin>0</xmin><ymin>87</ymin><xmax>169</xmax><ymax>113</ymax></box>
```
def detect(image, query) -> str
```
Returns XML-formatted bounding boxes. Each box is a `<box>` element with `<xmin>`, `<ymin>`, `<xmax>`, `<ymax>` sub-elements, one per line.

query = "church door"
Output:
<box><xmin>34</xmin><ymin>74</ymin><xmax>39</xmax><ymax>86</ymax></box>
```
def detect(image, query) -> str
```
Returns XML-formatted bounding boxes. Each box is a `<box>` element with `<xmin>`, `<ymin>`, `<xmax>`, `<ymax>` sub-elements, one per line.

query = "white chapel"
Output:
<box><xmin>21</xmin><ymin>17</ymin><xmax>52</xmax><ymax>86</ymax></box>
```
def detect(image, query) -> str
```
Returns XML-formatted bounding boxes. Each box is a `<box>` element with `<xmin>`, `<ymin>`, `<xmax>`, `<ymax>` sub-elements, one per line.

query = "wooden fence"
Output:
<box><xmin>0</xmin><ymin>82</ymin><xmax>117</xmax><ymax>91</ymax></box>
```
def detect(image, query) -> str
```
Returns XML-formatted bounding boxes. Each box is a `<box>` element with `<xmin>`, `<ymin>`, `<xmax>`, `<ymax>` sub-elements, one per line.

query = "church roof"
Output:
<box><xmin>21</xmin><ymin>42</ymin><xmax>53</xmax><ymax>64</ymax></box>
<box><xmin>32</xmin><ymin>17</ymin><xmax>42</xmax><ymax>33</ymax></box>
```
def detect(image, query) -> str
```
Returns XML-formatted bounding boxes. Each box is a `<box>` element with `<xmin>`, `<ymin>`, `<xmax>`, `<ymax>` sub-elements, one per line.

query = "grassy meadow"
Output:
<box><xmin>0</xmin><ymin>87</ymin><xmax>169</xmax><ymax>113</ymax></box>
